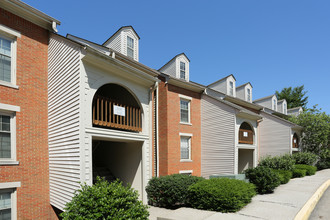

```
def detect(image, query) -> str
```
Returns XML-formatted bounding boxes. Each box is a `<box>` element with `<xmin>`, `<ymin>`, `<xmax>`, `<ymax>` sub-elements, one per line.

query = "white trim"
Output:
<box><xmin>0</xmin><ymin>161</ymin><xmax>19</xmax><ymax>165</ymax></box>
<box><xmin>180</xmin><ymin>159</ymin><xmax>193</xmax><ymax>162</ymax></box>
<box><xmin>0</xmin><ymin>25</ymin><xmax>21</xmax><ymax>38</ymax></box>
<box><xmin>178</xmin><ymin>94</ymin><xmax>192</xmax><ymax>100</ymax></box>
<box><xmin>0</xmin><ymin>103</ymin><xmax>20</xmax><ymax>112</ymax></box>
<box><xmin>179</xmin><ymin>133</ymin><xmax>193</xmax><ymax>137</ymax></box>
<box><xmin>0</xmin><ymin>182</ymin><xmax>21</xmax><ymax>189</ymax></box>
<box><xmin>180</xmin><ymin>122</ymin><xmax>192</xmax><ymax>126</ymax></box>
<box><xmin>0</xmin><ymin>31</ymin><xmax>18</xmax><ymax>86</ymax></box>
<box><xmin>0</xmin><ymin>110</ymin><xmax>17</xmax><ymax>162</ymax></box>
<box><xmin>179</xmin><ymin>170</ymin><xmax>193</xmax><ymax>174</ymax></box>
<box><xmin>85</xmin><ymin>127</ymin><xmax>149</xmax><ymax>142</ymax></box>
<box><xmin>0</xmin><ymin>81</ymin><xmax>19</xmax><ymax>89</ymax></box>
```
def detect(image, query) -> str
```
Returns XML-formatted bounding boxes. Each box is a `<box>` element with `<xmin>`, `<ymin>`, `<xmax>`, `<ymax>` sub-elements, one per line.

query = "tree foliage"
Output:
<box><xmin>275</xmin><ymin>85</ymin><xmax>308</xmax><ymax>109</ymax></box>
<box><xmin>289</xmin><ymin>106</ymin><xmax>330</xmax><ymax>159</ymax></box>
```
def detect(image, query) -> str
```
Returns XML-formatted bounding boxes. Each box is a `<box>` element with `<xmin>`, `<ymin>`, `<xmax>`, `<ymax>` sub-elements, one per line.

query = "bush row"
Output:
<box><xmin>146</xmin><ymin>174</ymin><xmax>256</xmax><ymax>212</ymax></box>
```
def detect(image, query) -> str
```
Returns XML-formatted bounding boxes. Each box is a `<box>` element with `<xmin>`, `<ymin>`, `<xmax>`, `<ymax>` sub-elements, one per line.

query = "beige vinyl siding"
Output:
<box><xmin>159</xmin><ymin>59</ymin><xmax>176</xmax><ymax>78</ymax></box>
<box><xmin>48</xmin><ymin>34</ymin><xmax>82</xmax><ymax>210</ymax></box>
<box><xmin>236</xmin><ymin>86</ymin><xmax>245</xmax><ymax>100</ymax></box>
<box><xmin>209</xmin><ymin>80</ymin><xmax>227</xmax><ymax>94</ymax></box>
<box><xmin>201</xmin><ymin>95</ymin><xmax>236</xmax><ymax>178</ymax></box>
<box><xmin>259</xmin><ymin>112</ymin><xmax>291</xmax><ymax>157</ymax></box>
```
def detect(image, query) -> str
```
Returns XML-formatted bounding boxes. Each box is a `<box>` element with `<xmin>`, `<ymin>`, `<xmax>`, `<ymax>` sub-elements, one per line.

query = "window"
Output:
<box><xmin>273</xmin><ymin>99</ymin><xmax>276</xmax><ymax>110</ymax></box>
<box><xmin>0</xmin><ymin>37</ymin><xmax>11</xmax><ymax>83</ymax></box>
<box><xmin>0</xmin><ymin>190</ymin><xmax>11</xmax><ymax>219</ymax></box>
<box><xmin>284</xmin><ymin>103</ymin><xmax>287</xmax><ymax>114</ymax></box>
<box><xmin>229</xmin><ymin>81</ymin><xmax>234</xmax><ymax>96</ymax></box>
<box><xmin>0</xmin><ymin>115</ymin><xmax>11</xmax><ymax>159</ymax></box>
<box><xmin>127</xmin><ymin>36</ymin><xmax>134</xmax><ymax>59</ymax></box>
<box><xmin>180</xmin><ymin>99</ymin><xmax>190</xmax><ymax>123</ymax></box>
<box><xmin>239</xmin><ymin>122</ymin><xmax>254</xmax><ymax>145</ymax></box>
<box><xmin>180</xmin><ymin>136</ymin><xmax>191</xmax><ymax>160</ymax></box>
<box><xmin>247</xmin><ymin>88</ymin><xmax>251</xmax><ymax>101</ymax></box>
<box><xmin>180</xmin><ymin>62</ymin><xmax>185</xmax><ymax>79</ymax></box>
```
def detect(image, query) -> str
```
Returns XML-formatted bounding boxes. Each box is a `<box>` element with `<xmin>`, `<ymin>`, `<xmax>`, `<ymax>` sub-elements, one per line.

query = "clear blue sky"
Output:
<box><xmin>25</xmin><ymin>0</ymin><xmax>330</xmax><ymax>113</ymax></box>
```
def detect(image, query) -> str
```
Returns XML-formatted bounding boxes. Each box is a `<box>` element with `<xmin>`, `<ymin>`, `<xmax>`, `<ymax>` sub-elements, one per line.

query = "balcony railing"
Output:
<box><xmin>239</xmin><ymin>129</ymin><xmax>253</xmax><ymax>145</ymax></box>
<box><xmin>92</xmin><ymin>95</ymin><xmax>142</xmax><ymax>132</ymax></box>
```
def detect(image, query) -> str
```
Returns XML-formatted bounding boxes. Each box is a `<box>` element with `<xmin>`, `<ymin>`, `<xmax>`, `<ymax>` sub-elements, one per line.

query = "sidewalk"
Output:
<box><xmin>149</xmin><ymin>169</ymin><xmax>330</xmax><ymax>220</ymax></box>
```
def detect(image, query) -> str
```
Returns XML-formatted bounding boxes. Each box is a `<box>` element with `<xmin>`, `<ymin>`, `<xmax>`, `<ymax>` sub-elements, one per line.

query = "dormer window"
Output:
<box><xmin>127</xmin><ymin>36</ymin><xmax>134</xmax><ymax>59</ymax></box>
<box><xmin>247</xmin><ymin>88</ymin><xmax>251</xmax><ymax>101</ymax></box>
<box><xmin>229</xmin><ymin>81</ymin><xmax>234</xmax><ymax>96</ymax></box>
<box><xmin>180</xmin><ymin>62</ymin><xmax>186</xmax><ymax>79</ymax></box>
<box><xmin>273</xmin><ymin>99</ymin><xmax>276</xmax><ymax>110</ymax></box>
<box><xmin>284</xmin><ymin>103</ymin><xmax>287</xmax><ymax>114</ymax></box>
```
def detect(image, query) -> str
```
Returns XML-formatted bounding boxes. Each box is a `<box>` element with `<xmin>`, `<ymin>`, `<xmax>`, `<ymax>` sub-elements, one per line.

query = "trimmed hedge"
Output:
<box><xmin>294</xmin><ymin>164</ymin><xmax>317</xmax><ymax>176</ymax></box>
<box><xmin>258</xmin><ymin>154</ymin><xmax>295</xmax><ymax>171</ymax></box>
<box><xmin>245</xmin><ymin>166</ymin><xmax>281</xmax><ymax>194</ymax></box>
<box><xmin>61</xmin><ymin>177</ymin><xmax>149</xmax><ymax>220</ymax></box>
<box><xmin>291</xmin><ymin>152</ymin><xmax>318</xmax><ymax>166</ymax></box>
<box><xmin>316</xmin><ymin>156</ymin><xmax>330</xmax><ymax>170</ymax></box>
<box><xmin>292</xmin><ymin>168</ymin><xmax>306</xmax><ymax>178</ymax></box>
<box><xmin>146</xmin><ymin>174</ymin><xmax>204</xmax><ymax>208</ymax></box>
<box><xmin>273</xmin><ymin>169</ymin><xmax>292</xmax><ymax>184</ymax></box>
<box><xmin>188</xmin><ymin>178</ymin><xmax>256</xmax><ymax>213</ymax></box>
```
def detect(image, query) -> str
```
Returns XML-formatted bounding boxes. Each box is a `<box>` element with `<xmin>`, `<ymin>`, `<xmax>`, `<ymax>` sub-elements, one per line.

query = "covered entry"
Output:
<box><xmin>238</xmin><ymin>149</ymin><xmax>254</xmax><ymax>173</ymax></box>
<box><xmin>92</xmin><ymin>139</ymin><xmax>143</xmax><ymax>199</ymax></box>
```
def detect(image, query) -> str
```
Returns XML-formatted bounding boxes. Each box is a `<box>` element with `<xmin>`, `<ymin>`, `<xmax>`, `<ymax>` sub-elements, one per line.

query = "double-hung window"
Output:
<box><xmin>180</xmin><ymin>136</ymin><xmax>191</xmax><ymax>160</ymax></box>
<box><xmin>0</xmin><ymin>115</ymin><xmax>11</xmax><ymax>159</ymax></box>
<box><xmin>273</xmin><ymin>99</ymin><xmax>276</xmax><ymax>110</ymax></box>
<box><xmin>229</xmin><ymin>81</ymin><xmax>234</xmax><ymax>96</ymax></box>
<box><xmin>0</xmin><ymin>190</ymin><xmax>12</xmax><ymax>219</ymax></box>
<box><xmin>180</xmin><ymin>99</ymin><xmax>190</xmax><ymax>123</ymax></box>
<box><xmin>0</xmin><ymin>37</ymin><xmax>12</xmax><ymax>83</ymax></box>
<box><xmin>180</xmin><ymin>62</ymin><xmax>185</xmax><ymax>80</ymax></box>
<box><xmin>247</xmin><ymin>88</ymin><xmax>251</xmax><ymax>102</ymax></box>
<box><xmin>127</xmin><ymin>36</ymin><xmax>134</xmax><ymax>59</ymax></box>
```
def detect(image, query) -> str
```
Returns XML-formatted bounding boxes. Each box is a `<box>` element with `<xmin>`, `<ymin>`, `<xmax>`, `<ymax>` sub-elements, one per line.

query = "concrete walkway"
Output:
<box><xmin>149</xmin><ymin>169</ymin><xmax>330</xmax><ymax>220</ymax></box>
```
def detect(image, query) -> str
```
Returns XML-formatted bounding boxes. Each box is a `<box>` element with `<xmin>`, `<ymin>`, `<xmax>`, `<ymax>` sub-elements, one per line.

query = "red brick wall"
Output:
<box><xmin>0</xmin><ymin>8</ymin><xmax>57</xmax><ymax>219</ymax></box>
<box><xmin>157</xmin><ymin>77</ymin><xmax>201</xmax><ymax>176</ymax></box>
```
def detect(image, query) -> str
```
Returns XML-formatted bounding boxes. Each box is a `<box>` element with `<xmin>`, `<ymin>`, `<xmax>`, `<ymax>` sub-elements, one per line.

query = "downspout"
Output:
<box><xmin>257</xmin><ymin>119</ymin><xmax>263</xmax><ymax>162</ymax></box>
<box><xmin>150</xmin><ymin>82</ymin><xmax>159</xmax><ymax>177</ymax></box>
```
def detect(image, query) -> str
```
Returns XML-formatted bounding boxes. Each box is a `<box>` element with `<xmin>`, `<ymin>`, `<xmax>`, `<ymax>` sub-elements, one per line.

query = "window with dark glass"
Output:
<box><xmin>0</xmin><ymin>37</ymin><xmax>11</xmax><ymax>83</ymax></box>
<box><xmin>127</xmin><ymin>36</ymin><xmax>134</xmax><ymax>58</ymax></box>
<box><xmin>180</xmin><ymin>99</ymin><xmax>189</xmax><ymax>123</ymax></box>
<box><xmin>0</xmin><ymin>115</ymin><xmax>11</xmax><ymax>158</ymax></box>
<box><xmin>180</xmin><ymin>62</ymin><xmax>185</xmax><ymax>79</ymax></box>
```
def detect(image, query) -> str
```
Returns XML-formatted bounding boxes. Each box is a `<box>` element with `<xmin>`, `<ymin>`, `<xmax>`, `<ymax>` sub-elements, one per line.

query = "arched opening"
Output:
<box><xmin>293</xmin><ymin>133</ymin><xmax>299</xmax><ymax>148</ymax></box>
<box><xmin>239</xmin><ymin>122</ymin><xmax>254</xmax><ymax>145</ymax></box>
<box><xmin>92</xmin><ymin>84</ymin><xmax>142</xmax><ymax>132</ymax></box>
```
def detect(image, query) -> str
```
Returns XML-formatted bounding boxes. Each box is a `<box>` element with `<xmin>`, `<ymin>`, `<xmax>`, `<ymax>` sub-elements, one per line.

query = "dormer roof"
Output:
<box><xmin>102</xmin><ymin>26</ymin><xmax>140</xmax><ymax>46</ymax></box>
<box><xmin>236</xmin><ymin>82</ymin><xmax>253</xmax><ymax>89</ymax></box>
<box><xmin>207</xmin><ymin>74</ymin><xmax>236</xmax><ymax>87</ymax></box>
<box><xmin>277</xmin><ymin>99</ymin><xmax>286</xmax><ymax>103</ymax></box>
<box><xmin>253</xmin><ymin>94</ymin><xmax>276</xmax><ymax>102</ymax></box>
<box><xmin>158</xmin><ymin>53</ymin><xmax>190</xmax><ymax>71</ymax></box>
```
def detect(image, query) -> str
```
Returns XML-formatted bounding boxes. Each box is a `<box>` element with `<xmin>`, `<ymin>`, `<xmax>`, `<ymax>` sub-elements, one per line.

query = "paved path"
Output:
<box><xmin>309</xmin><ymin>187</ymin><xmax>330</xmax><ymax>220</ymax></box>
<box><xmin>149</xmin><ymin>169</ymin><xmax>330</xmax><ymax>220</ymax></box>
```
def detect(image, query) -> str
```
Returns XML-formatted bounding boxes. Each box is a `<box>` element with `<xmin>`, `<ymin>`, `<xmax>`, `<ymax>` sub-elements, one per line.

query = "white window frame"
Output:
<box><xmin>247</xmin><ymin>88</ymin><xmax>251</xmax><ymax>102</ymax></box>
<box><xmin>0</xmin><ymin>25</ymin><xmax>20</xmax><ymax>89</ymax></box>
<box><xmin>0</xmin><ymin>182</ymin><xmax>20</xmax><ymax>220</ymax></box>
<box><xmin>179</xmin><ymin>170</ymin><xmax>193</xmax><ymax>175</ymax></box>
<box><xmin>180</xmin><ymin>61</ymin><xmax>186</xmax><ymax>80</ymax></box>
<box><xmin>126</xmin><ymin>36</ymin><xmax>134</xmax><ymax>59</ymax></box>
<box><xmin>229</xmin><ymin>81</ymin><xmax>234</xmax><ymax>96</ymax></box>
<box><xmin>0</xmin><ymin>103</ymin><xmax>20</xmax><ymax>165</ymax></box>
<box><xmin>273</xmin><ymin>98</ymin><xmax>277</xmax><ymax>111</ymax></box>
<box><xmin>180</xmin><ymin>133</ymin><xmax>193</xmax><ymax>162</ymax></box>
<box><xmin>179</xmin><ymin>95</ymin><xmax>192</xmax><ymax>125</ymax></box>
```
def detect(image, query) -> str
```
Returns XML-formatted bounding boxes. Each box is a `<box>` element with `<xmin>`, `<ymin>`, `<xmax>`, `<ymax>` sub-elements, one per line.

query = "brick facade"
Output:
<box><xmin>0</xmin><ymin>8</ymin><xmax>57</xmax><ymax>219</ymax></box>
<box><xmin>157</xmin><ymin>77</ymin><xmax>201</xmax><ymax>176</ymax></box>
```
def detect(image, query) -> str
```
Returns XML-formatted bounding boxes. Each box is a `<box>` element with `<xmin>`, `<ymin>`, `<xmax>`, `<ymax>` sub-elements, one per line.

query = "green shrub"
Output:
<box><xmin>292</xmin><ymin>168</ymin><xmax>306</xmax><ymax>178</ymax></box>
<box><xmin>291</xmin><ymin>152</ymin><xmax>318</xmax><ymax>166</ymax></box>
<box><xmin>244</xmin><ymin>166</ymin><xmax>281</xmax><ymax>194</ymax></box>
<box><xmin>188</xmin><ymin>178</ymin><xmax>256</xmax><ymax>213</ymax></box>
<box><xmin>273</xmin><ymin>169</ymin><xmax>292</xmax><ymax>184</ymax></box>
<box><xmin>146</xmin><ymin>174</ymin><xmax>204</xmax><ymax>208</ymax></box>
<box><xmin>294</xmin><ymin>164</ymin><xmax>317</xmax><ymax>176</ymax></box>
<box><xmin>316</xmin><ymin>156</ymin><xmax>330</xmax><ymax>170</ymax></box>
<box><xmin>61</xmin><ymin>177</ymin><xmax>149</xmax><ymax>220</ymax></box>
<box><xmin>259</xmin><ymin>154</ymin><xmax>295</xmax><ymax>171</ymax></box>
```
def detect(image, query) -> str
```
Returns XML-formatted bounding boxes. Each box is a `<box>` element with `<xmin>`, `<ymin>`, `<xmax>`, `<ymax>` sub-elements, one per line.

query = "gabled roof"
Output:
<box><xmin>261</xmin><ymin>110</ymin><xmax>302</xmax><ymax>129</ymax></box>
<box><xmin>102</xmin><ymin>26</ymin><xmax>140</xmax><ymax>46</ymax></box>
<box><xmin>207</xmin><ymin>74</ymin><xmax>236</xmax><ymax>87</ymax></box>
<box><xmin>159</xmin><ymin>72</ymin><xmax>205</xmax><ymax>93</ymax></box>
<box><xmin>277</xmin><ymin>99</ymin><xmax>286</xmax><ymax>103</ymax></box>
<box><xmin>224</xmin><ymin>95</ymin><xmax>264</xmax><ymax>111</ymax></box>
<box><xmin>253</xmin><ymin>94</ymin><xmax>276</xmax><ymax>103</ymax></box>
<box><xmin>158</xmin><ymin>53</ymin><xmax>190</xmax><ymax>71</ymax></box>
<box><xmin>236</xmin><ymin>82</ymin><xmax>253</xmax><ymax>89</ymax></box>
<box><xmin>288</xmin><ymin>106</ymin><xmax>303</xmax><ymax>111</ymax></box>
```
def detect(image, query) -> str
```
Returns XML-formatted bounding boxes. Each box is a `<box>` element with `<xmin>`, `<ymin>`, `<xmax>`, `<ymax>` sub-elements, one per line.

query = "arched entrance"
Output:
<box><xmin>92</xmin><ymin>84</ymin><xmax>142</xmax><ymax>132</ymax></box>
<box><xmin>238</xmin><ymin>122</ymin><xmax>255</xmax><ymax>173</ymax></box>
<box><xmin>239</xmin><ymin>122</ymin><xmax>254</xmax><ymax>145</ymax></box>
<box><xmin>292</xmin><ymin>133</ymin><xmax>299</xmax><ymax>148</ymax></box>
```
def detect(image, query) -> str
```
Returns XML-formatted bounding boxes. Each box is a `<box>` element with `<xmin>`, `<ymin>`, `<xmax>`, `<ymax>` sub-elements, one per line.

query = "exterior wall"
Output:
<box><xmin>104</xmin><ymin>33</ymin><xmax>121</xmax><ymax>53</ymax></box>
<box><xmin>48</xmin><ymin>34</ymin><xmax>82</xmax><ymax>211</ymax></box>
<box><xmin>209</xmin><ymin>75</ymin><xmax>236</xmax><ymax>96</ymax></box>
<box><xmin>158</xmin><ymin>79</ymin><xmax>201</xmax><ymax>176</ymax></box>
<box><xmin>0</xmin><ymin>8</ymin><xmax>57</xmax><ymax>219</ymax></box>
<box><xmin>201</xmin><ymin>95</ymin><xmax>236</xmax><ymax>178</ymax></box>
<box><xmin>288</xmin><ymin>107</ymin><xmax>302</xmax><ymax>116</ymax></box>
<box><xmin>254</xmin><ymin>95</ymin><xmax>277</xmax><ymax>110</ymax></box>
<box><xmin>236</xmin><ymin>86</ymin><xmax>245</xmax><ymax>100</ymax></box>
<box><xmin>159</xmin><ymin>59</ymin><xmax>176</xmax><ymax>78</ymax></box>
<box><xmin>259</xmin><ymin>112</ymin><xmax>291</xmax><ymax>157</ymax></box>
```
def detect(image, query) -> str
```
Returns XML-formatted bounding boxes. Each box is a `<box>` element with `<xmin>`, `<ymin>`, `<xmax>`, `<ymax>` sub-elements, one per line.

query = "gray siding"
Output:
<box><xmin>236</xmin><ymin>86</ymin><xmax>245</xmax><ymax>100</ymax></box>
<box><xmin>259</xmin><ymin>112</ymin><xmax>291</xmax><ymax>157</ymax></box>
<box><xmin>104</xmin><ymin>33</ymin><xmax>121</xmax><ymax>53</ymax></box>
<box><xmin>159</xmin><ymin>59</ymin><xmax>176</xmax><ymax>78</ymax></box>
<box><xmin>48</xmin><ymin>34</ymin><xmax>82</xmax><ymax>210</ymax></box>
<box><xmin>209</xmin><ymin>79</ymin><xmax>227</xmax><ymax>94</ymax></box>
<box><xmin>201</xmin><ymin>95</ymin><xmax>236</xmax><ymax>178</ymax></box>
